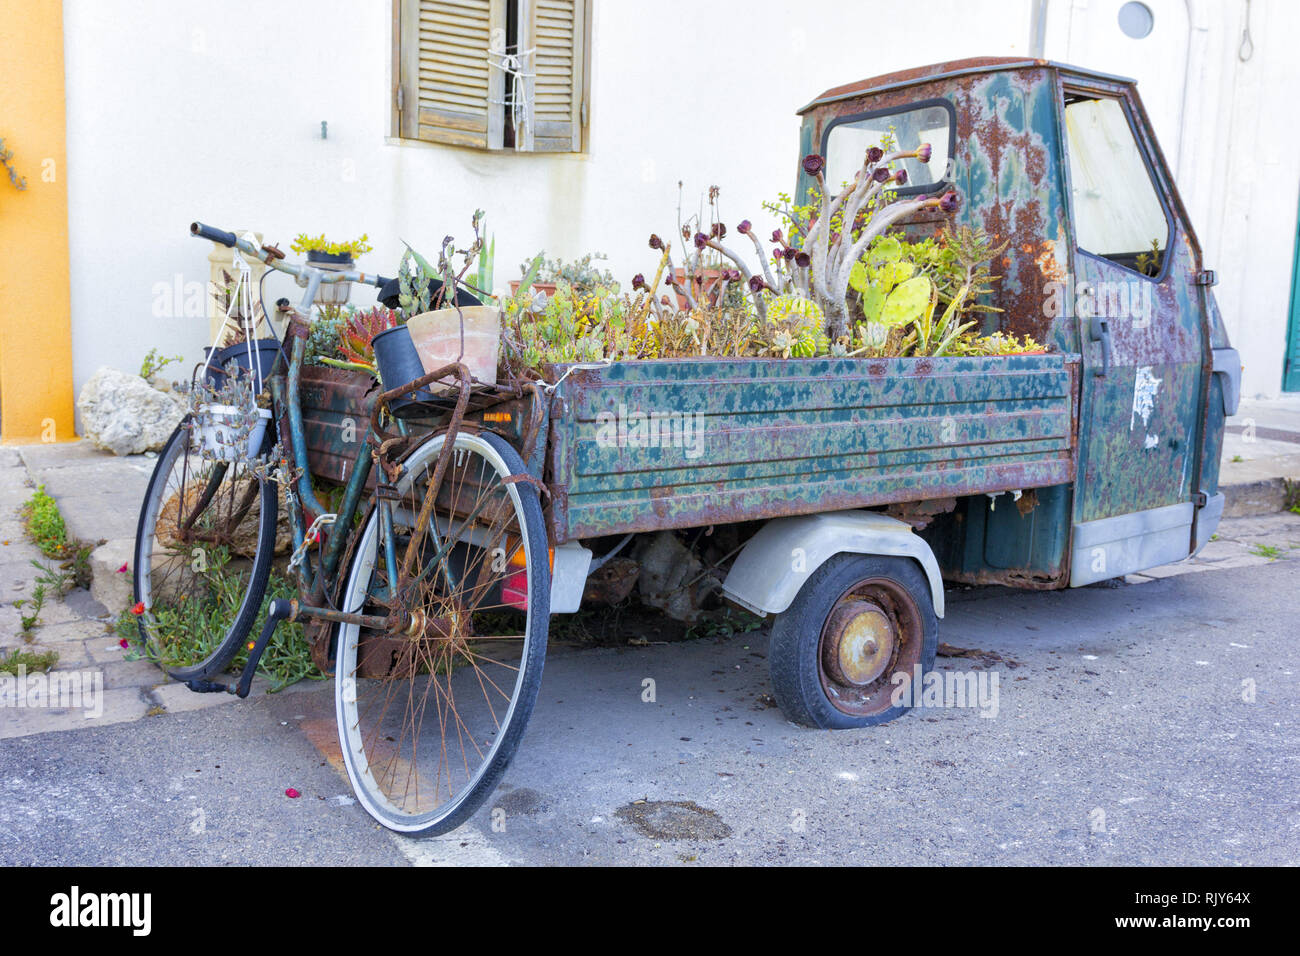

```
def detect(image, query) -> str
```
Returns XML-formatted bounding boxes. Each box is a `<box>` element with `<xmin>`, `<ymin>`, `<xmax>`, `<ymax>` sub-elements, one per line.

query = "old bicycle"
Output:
<box><xmin>133</xmin><ymin>223</ymin><xmax>552</xmax><ymax>835</ymax></box>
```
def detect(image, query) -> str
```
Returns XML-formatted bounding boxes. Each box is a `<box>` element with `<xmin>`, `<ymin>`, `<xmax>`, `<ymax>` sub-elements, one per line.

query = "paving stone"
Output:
<box><xmin>97</xmin><ymin>658</ymin><xmax>169</xmax><ymax>690</ymax></box>
<box><xmin>0</xmin><ymin>686</ymin><xmax>152</xmax><ymax>740</ymax></box>
<box><xmin>89</xmin><ymin>538</ymin><xmax>134</xmax><ymax>613</ymax></box>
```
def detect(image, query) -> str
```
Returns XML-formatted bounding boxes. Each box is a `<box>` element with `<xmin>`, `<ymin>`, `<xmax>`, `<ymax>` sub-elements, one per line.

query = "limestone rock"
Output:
<box><xmin>78</xmin><ymin>367</ymin><xmax>186</xmax><ymax>456</ymax></box>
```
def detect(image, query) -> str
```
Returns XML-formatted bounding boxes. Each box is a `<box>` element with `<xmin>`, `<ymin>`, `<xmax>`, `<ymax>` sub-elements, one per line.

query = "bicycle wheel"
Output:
<box><xmin>133</xmin><ymin>417</ymin><xmax>278</xmax><ymax>682</ymax></box>
<box><xmin>335</xmin><ymin>429</ymin><xmax>550</xmax><ymax>837</ymax></box>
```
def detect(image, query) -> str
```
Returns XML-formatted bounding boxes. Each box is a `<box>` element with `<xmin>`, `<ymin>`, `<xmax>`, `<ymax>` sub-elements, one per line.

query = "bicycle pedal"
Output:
<box><xmin>184</xmin><ymin>679</ymin><xmax>232</xmax><ymax>694</ymax></box>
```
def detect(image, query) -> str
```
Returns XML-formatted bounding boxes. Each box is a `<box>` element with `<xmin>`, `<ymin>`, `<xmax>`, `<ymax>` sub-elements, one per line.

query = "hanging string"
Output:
<box><xmin>487</xmin><ymin>45</ymin><xmax>536</xmax><ymax>133</ymax></box>
<box><xmin>1239</xmin><ymin>0</ymin><xmax>1254</xmax><ymax>62</ymax></box>
<box><xmin>198</xmin><ymin>233</ymin><xmax>262</xmax><ymax>393</ymax></box>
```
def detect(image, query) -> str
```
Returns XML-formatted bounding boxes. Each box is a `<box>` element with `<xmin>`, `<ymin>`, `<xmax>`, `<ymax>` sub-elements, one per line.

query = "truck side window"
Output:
<box><xmin>823</xmin><ymin>102</ymin><xmax>953</xmax><ymax>196</ymax></box>
<box><xmin>1063</xmin><ymin>94</ymin><xmax>1170</xmax><ymax>277</ymax></box>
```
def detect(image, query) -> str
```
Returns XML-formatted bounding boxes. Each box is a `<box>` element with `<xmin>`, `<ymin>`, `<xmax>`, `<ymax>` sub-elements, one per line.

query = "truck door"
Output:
<box><xmin>1060</xmin><ymin>85</ymin><xmax>1213</xmax><ymax>586</ymax></box>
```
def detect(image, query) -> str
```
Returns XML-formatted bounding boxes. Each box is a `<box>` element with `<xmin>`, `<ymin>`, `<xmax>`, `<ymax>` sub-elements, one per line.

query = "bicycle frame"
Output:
<box><xmin>187</xmin><ymin>222</ymin><xmax>488</xmax><ymax>695</ymax></box>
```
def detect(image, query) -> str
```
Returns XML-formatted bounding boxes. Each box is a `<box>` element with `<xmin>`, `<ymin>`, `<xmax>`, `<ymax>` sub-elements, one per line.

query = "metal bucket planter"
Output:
<box><xmin>194</xmin><ymin>405</ymin><xmax>272</xmax><ymax>461</ymax></box>
<box><xmin>308</xmin><ymin>250</ymin><xmax>353</xmax><ymax>305</ymax></box>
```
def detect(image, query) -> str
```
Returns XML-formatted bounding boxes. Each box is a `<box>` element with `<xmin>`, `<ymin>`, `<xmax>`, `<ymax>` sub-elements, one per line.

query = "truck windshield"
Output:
<box><xmin>823</xmin><ymin>103</ymin><xmax>952</xmax><ymax>195</ymax></box>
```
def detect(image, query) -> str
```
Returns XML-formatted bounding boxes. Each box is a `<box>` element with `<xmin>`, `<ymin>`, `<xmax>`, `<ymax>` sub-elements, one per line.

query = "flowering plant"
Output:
<box><xmin>289</xmin><ymin>233</ymin><xmax>373</xmax><ymax>259</ymax></box>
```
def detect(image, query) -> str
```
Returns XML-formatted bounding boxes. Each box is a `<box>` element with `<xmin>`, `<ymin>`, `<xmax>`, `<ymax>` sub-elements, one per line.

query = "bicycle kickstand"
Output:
<box><xmin>183</xmin><ymin>598</ymin><xmax>295</xmax><ymax>698</ymax></box>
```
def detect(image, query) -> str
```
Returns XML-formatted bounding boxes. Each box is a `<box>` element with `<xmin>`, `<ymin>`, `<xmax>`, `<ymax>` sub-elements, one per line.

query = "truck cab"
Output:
<box><xmin>795</xmin><ymin>56</ymin><xmax>1240</xmax><ymax>588</ymax></box>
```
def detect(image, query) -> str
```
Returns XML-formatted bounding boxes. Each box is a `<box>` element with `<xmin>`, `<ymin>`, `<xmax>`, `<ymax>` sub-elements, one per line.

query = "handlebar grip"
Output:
<box><xmin>190</xmin><ymin>221</ymin><xmax>238</xmax><ymax>247</ymax></box>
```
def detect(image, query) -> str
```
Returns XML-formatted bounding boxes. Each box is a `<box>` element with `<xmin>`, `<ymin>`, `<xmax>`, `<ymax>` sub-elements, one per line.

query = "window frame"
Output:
<box><xmin>818</xmin><ymin>97</ymin><xmax>957</xmax><ymax>198</ymax></box>
<box><xmin>390</xmin><ymin>0</ymin><xmax>592</xmax><ymax>154</ymax></box>
<box><xmin>1060</xmin><ymin>86</ymin><xmax>1175</xmax><ymax>284</ymax></box>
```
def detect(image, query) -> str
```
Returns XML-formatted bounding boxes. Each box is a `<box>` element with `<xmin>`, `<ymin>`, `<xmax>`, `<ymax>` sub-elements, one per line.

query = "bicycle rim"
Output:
<box><xmin>334</xmin><ymin>430</ymin><xmax>549</xmax><ymax>836</ymax></box>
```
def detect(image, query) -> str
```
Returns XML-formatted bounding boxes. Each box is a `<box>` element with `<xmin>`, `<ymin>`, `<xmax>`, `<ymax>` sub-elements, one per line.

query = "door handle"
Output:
<box><xmin>1089</xmin><ymin>315</ymin><xmax>1112</xmax><ymax>378</ymax></box>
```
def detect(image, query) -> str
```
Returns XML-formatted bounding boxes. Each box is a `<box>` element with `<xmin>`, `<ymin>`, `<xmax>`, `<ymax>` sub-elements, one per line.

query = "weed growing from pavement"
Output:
<box><xmin>14</xmin><ymin>582</ymin><xmax>47</xmax><ymax>633</ymax></box>
<box><xmin>0</xmin><ymin>647</ymin><xmax>59</xmax><ymax>676</ymax></box>
<box><xmin>1250</xmin><ymin>543</ymin><xmax>1283</xmax><ymax>560</ymax></box>
<box><xmin>1285</xmin><ymin>478</ymin><xmax>1300</xmax><ymax>515</ymax></box>
<box><xmin>119</xmin><ymin>548</ymin><xmax>322</xmax><ymax>691</ymax></box>
<box><xmin>22</xmin><ymin>486</ymin><xmax>67</xmax><ymax>557</ymax></box>
<box><xmin>20</xmin><ymin>486</ymin><xmax>93</xmax><ymax>587</ymax></box>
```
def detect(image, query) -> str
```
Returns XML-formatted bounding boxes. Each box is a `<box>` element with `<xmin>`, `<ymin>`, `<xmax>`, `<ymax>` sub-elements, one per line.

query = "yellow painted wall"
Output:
<box><xmin>0</xmin><ymin>0</ymin><xmax>74</xmax><ymax>443</ymax></box>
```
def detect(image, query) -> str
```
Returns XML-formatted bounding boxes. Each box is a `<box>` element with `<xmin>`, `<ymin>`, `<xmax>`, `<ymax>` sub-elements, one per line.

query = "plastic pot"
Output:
<box><xmin>372</xmin><ymin>324</ymin><xmax>437</xmax><ymax>418</ymax></box>
<box><xmin>194</xmin><ymin>406</ymin><xmax>272</xmax><ymax>461</ymax></box>
<box><xmin>307</xmin><ymin>250</ymin><xmax>354</xmax><ymax>305</ymax></box>
<box><xmin>406</xmin><ymin>306</ymin><xmax>501</xmax><ymax>386</ymax></box>
<box><xmin>203</xmin><ymin>338</ymin><xmax>283</xmax><ymax>390</ymax></box>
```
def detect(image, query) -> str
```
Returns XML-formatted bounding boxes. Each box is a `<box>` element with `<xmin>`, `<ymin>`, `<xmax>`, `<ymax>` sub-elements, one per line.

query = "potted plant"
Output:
<box><xmin>290</xmin><ymin>232</ymin><xmax>374</xmax><ymax>305</ymax></box>
<box><xmin>190</xmin><ymin>376</ymin><xmax>273</xmax><ymax>462</ymax></box>
<box><xmin>508</xmin><ymin>251</ymin><xmax>615</xmax><ymax>298</ymax></box>
<box><xmin>373</xmin><ymin>212</ymin><xmax>500</xmax><ymax>415</ymax></box>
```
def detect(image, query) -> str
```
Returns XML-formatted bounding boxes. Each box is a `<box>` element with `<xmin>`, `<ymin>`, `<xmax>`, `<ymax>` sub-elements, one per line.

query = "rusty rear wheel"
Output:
<box><xmin>334</xmin><ymin>430</ymin><xmax>549</xmax><ymax>837</ymax></box>
<box><xmin>769</xmin><ymin>554</ymin><xmax>937</xmax><ymax>729</ymax></box>
<box><xmin>132</xmin><ymin>417</ymin><xmax>277</xmax><ymax>682</ymax></box>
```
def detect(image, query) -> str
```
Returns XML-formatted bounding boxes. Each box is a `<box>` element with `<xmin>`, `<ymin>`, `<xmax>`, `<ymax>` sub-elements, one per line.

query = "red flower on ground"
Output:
<box><xmin>117</xmin><ymin>562</ymin><xmax>128</xmax><ymax>573</ymax></box>
<box><xmin>119</xmin><ymin>638</ymin><xmax>129</xmax><ymax>649</ymax></box>
<box><xmin>130</xmin><ymin>601</ymin><xmax>145</xmax><ymax>616</ymax></box>
<box><xmin>285</xmin><ymin>788</ymin><xmax>301</xmax><ymax>799</ymax></box>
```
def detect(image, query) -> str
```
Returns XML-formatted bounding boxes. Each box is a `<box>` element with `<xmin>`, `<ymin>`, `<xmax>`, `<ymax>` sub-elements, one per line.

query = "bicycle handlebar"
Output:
<box><xmin>189</xmin><ymin>221</ymin><xmax>391</xmax><ymax>289</ymax></box>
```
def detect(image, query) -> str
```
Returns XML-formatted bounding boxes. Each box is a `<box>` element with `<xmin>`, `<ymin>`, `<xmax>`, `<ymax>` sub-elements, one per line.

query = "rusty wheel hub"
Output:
<box><xmin>822</xmin><ymin>600</ymin><xmax>895</xmax><ymax>687</ymax></box>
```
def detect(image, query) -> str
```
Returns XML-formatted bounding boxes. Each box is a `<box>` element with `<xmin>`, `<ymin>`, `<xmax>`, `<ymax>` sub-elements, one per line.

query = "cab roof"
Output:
<box><xmin>797</xmin><ymin>56</ymin><xmax>1137</xmax><ymax>114</ymax></box>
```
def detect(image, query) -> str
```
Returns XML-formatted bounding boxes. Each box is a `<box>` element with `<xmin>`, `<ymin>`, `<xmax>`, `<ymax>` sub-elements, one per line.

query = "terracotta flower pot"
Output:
<box><xmin>670</xmin><ymin>268</ymin><xmax>728</xmax><ymax>310</ymax></box>
<box><xmin>406</xmin><ymin>306</ymin><xmax>502</xmax><ymax>386</ymax></box>
<box><xmin>507</xmin><ymin>280</ymin><xmax>558</xmax><ymax>298</ymax></box>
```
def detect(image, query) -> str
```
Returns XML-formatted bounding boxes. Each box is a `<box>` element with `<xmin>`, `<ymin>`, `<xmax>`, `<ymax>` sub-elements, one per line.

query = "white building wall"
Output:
<box><xmin>1042</xmin><ymin>0</ymin><xmax>1300</xmax><ymax>399</ymax></box>
<box><xmin>62</xmin><ymin>0</ymin><xmax>1298</xmax><ymax>403</ymax></box>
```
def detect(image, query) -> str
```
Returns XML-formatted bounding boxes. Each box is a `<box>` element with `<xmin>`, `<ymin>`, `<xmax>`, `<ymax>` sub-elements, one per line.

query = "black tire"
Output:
<box><xmin>769</xmin><ymin>553</ymin><xmax>938</xmax><ymax>729</ymax></box>
<box><xmin>334</xmin><ymin>429</ymin><xmax>549</xmax><ymax>837</ymax></box>
<box><xmin>132</xmin><ymin>418</ymin><xmax>277</xmax><ymax>683</ymax></box>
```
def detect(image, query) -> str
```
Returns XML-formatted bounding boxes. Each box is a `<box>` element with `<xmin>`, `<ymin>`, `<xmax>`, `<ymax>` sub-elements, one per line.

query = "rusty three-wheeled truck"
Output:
<box><xmin>152</xmin><ymin>57</ymin><xmax>1239</xmax><ymax>836</ymax></box>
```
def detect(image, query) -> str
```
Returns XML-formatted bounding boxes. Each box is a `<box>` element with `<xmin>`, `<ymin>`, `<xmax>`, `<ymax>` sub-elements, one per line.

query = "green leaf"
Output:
<box><xmin>404</xmin><ymin>242</ymin><xmax>437</xmax><ymax>279</ymax></box>
<box><xmin>860</xmin><ymin>284</ymin><xmax>885</xmax><ymax>323</ymax></box>
<box><xmin>880</xmin><ymin>275</ymin><xmax>932</xmax><ymax>327</ymax></box>
<box><xmin>869</xmin><ymin>235</ymin><xmax>903</xmax><ymax>264</ymax></box>
<box><xmin>848</xmin><ymin>260</ymin><xmax>870</xmax><ymax>294</ymax></box>
<box><xmin>516</xmin><ymin>252</ymin><xmax>545</xmax><ymax>300</ymax></box>
<box><xmin>877</xmin><ymin>259</ymin><xmax>915</xmax><ymax>292</ymax></box>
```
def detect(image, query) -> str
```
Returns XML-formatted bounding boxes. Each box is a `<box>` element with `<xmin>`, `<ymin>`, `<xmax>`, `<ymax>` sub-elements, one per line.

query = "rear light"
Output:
<box><xmin>502</xmin><ymin>570</ymin><xmax>529</xmax><ymax>610</ymax></box>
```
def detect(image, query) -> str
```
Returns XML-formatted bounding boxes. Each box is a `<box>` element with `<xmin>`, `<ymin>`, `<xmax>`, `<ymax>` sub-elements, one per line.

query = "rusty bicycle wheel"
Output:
<box><xmin>132</xmin><ymin>417</ymin><xmax>277</xmax><ymax>682</ymax></box>
<box><xmin>334</xmin><ymin>429</ymin><xmax>549</xmax><ymax>836</ymax></box>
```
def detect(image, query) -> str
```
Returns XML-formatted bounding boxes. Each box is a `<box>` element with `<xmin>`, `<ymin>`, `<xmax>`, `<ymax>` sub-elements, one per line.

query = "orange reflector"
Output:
<box><xmin>482</xmin><ymin>411</ymin><xmax>512</xmax><ymax>423</ymax></box>
<box><xmin>506</xmin><ymin>540</ymin><xmax>554</xmax><ymax>572</ymax></box>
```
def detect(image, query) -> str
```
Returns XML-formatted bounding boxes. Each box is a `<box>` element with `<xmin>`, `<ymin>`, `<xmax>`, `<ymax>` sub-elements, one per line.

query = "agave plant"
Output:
<box><xmin>317</xmin><ymin>306</ymin><xmax>399</xmax><ymax>374</ymax></box>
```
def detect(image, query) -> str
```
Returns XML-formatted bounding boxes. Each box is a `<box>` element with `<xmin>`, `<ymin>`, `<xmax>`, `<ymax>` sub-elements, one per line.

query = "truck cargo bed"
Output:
<box><xmin>546</xmin><ymin>354</ymin><xmax>1079</xmax><ymax>542</ymax></box>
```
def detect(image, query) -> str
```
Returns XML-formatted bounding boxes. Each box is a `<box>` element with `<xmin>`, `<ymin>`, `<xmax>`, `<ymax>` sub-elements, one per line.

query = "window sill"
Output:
<box><xmin>383</xmin><ymin>136</ymin><xmax>588</xmax><ymax>159</ymax></box>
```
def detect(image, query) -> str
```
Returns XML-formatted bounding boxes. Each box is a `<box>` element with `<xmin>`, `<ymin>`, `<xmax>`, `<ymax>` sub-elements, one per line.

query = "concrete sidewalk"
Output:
<box><xmin>1222</xmin><ymin>394</ymin><xmax>1300</xmax><ymax>516</ymax></box>
<box><xmin>0</xmin><ymin>444</ymin><xmax>314</xmax><ymax>740</ymax></box>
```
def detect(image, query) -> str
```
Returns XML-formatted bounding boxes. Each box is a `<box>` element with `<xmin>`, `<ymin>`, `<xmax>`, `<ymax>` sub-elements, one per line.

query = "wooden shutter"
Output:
<box><xmin>518</xmin><ymin>0</ymin><xmax>587</xmax><ymax>152</ymax></box>
<box><xmin>399</xmin><ymin>0</ymin><xmax>506</xmax><ymax>149</ymax></box>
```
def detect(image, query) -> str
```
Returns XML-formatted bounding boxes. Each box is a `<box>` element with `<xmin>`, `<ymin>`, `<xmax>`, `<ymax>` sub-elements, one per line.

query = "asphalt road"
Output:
<box><xmin>2</xmin><ymin>558</ymin><xmax>1297</xmax><ymax>866</ymax></box>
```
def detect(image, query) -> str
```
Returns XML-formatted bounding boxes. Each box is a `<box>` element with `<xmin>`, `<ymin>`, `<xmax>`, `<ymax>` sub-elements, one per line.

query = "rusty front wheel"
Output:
<box><xmin>768</xmin><ymin>554</ymin><xmax>937</xmax><ymax>729</ymax></box>
<box><xmin>334</xmin><ymin>430</ymin><xmax>549</xmax><ymax>837</ymax></box>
